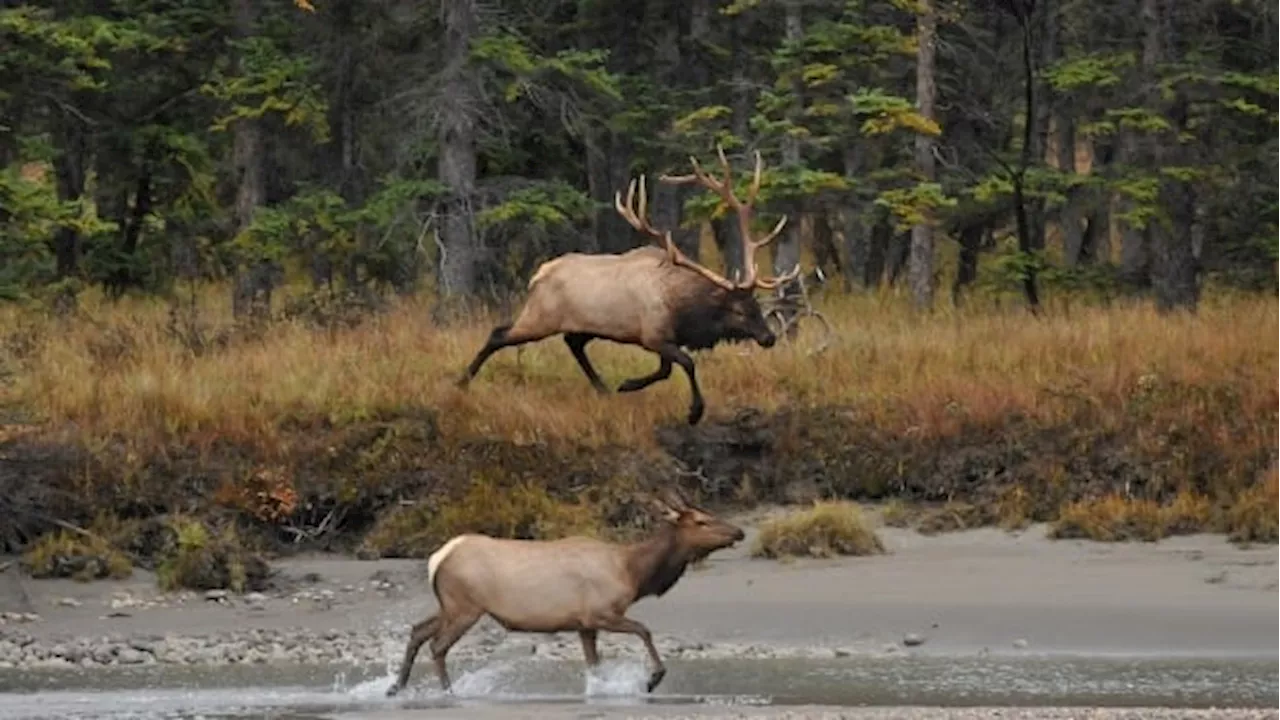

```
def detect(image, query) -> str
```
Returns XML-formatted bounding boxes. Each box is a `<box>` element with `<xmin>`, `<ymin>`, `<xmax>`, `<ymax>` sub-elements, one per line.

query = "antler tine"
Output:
<box><xmin>748</xmin><ymin>215</ymin><xmax>788</xmax><ymax>252</ymax></box>
<box><xmin>713</xmin><ymin>144</ymin><xmax>738</xmax><ymax>205</ymax></box>
<box><xmin>638</xmin><ymin>174</ymin><xmax>648</xmax><ymax>226</ymax></box>
<box><xmin>754</xmin><ymin>261</ymin><xmax>802</xmax><ymax>291</ymax></box>
<box><xmin>614</xmin><ymin>176</ymin><xmax>663</xmax><ymax>243</ymax></box>
<box><xmin>614</xmin><ymin>172</ymin><xmax>737</xmax><ymax>291</ymax></box>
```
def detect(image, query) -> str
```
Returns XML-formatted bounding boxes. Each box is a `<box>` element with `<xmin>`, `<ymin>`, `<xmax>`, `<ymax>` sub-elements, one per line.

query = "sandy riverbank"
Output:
<box><xmin>2</xmin><ymin>519</ymin><xmax>1275</xmax><ymax>671</ymax></box>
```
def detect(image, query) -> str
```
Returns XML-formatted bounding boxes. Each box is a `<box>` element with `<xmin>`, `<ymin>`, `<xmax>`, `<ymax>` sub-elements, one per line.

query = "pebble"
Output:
<box><xmin>55</xmin><ymin>597</ymin><xmax>82</xmax><ymax>608</ymax></box>
<box><xmin>901</xmin><ymin>633</ymin><xmax>925</xmax><ymax>647</ymax></box>
<box><xmin>1012</xmin><ymin>638</ymin><xmax>1029</xmax><ymax>649</ymax></box>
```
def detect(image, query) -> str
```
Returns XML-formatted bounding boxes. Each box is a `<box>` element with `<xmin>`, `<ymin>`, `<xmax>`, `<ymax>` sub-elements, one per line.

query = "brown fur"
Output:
<box><xmin>457</xmin><ymin>250</ymin><xmax>775</xmax><ymax>425</ymax></box>
<box><xmin>385</xmin><ymin>489</ymin><xmax>744</xmax><ymax>697</ymax></box>
<box><xmin>457</xmin><ymin>148</ymin><xmax>799</xmax><ymax>426</ymax></box>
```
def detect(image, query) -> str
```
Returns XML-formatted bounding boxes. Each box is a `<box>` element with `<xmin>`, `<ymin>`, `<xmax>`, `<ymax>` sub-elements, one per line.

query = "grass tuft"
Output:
<box><xmin>1225</xmin><ymin>467</ymin><xmax>1279</xmax><ymax>545</ymax></box>
<box><xmin>20</xmin><ymin>529</ymin><xmax>132</xmax><ymax>582</ymax></box>
<box><xmin>1048</xmin><ymin>490</ymin><xmax>1217</xmax><ymax>543</ymax></box>
<box><xmin>155</xmin><ymin>516</ymin><xmax>271</xmax><ymax>593</ymax></box>
<box><xmin>751</xmin><ymin>501</ymin><xmax>886</xmax><ymax>559</ymax></box>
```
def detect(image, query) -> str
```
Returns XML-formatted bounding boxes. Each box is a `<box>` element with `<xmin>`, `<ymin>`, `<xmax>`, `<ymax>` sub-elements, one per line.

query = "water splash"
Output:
<box><xmin>583</xmin><ymin>660</ymin><xmax>651</xmax><ymax>698</ymax></box>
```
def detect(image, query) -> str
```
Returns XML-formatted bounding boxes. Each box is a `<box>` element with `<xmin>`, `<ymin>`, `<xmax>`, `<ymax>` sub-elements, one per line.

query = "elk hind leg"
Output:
<box><xmin>617</xmin><ymin>356</ymin><xmax>672</xmax><ymax>394</ymax></box>
<box><xmin>564</xmin><ymin>333</ymin><xmax>609</xmax><ymax>394</ymax></box>
<box><xmin>387</xmin><ymin>614</ymin><xmax>441</xmax><ymax>696</ymax></box>
<box><xmin>458</xmin><ymin>324</ymin><xmax>548</xmax><ymax>388</ymax></box>
<box><xmin>430</xmin><ymin>608</ymin><xmax>483</xmax><ymax>693</ymax></box>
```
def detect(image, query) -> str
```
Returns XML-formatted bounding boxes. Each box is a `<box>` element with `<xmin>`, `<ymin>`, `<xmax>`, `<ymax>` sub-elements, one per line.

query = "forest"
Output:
<box><xmin>0</xmin><ymin>0</ymin><xmax>1277</xmax><ymax>582</ymax></box>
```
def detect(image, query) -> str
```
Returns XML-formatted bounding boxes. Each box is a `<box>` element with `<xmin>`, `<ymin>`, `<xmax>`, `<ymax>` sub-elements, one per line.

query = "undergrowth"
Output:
<box><xmin>751</xmin><ymin>501</ymin><xmax>885</xmax><ymax>559</ymax></box>
<box><xmin>0</xmin><ymin>284</ymin><xmax>1275</xmax><ymax>566</ymax></box>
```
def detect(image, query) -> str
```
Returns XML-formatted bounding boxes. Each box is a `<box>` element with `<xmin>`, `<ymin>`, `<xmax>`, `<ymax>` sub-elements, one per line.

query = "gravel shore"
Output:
<box><xmin>1</xmin><ymin>521</ymin><xmax>1275</xmax><ymax>675</ymax></box>
<box><xmin>326</xmin><ymin>706</ymin><xmax>1280</xmax><ymax>720</ymax></box>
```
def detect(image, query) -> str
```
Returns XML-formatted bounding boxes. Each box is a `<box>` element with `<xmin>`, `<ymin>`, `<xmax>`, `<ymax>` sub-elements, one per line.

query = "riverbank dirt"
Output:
<box><xmin>2</xmin><ymin>519</ymin><xmax>1275</xmax><ymax>672</ymax></box>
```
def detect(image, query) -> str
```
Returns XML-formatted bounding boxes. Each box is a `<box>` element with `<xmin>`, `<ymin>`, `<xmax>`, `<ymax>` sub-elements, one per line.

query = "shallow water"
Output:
<box><xmin>0</xmin><ymin>655</ymin><xmax>1275</xmax><ymax>720</ymax></box>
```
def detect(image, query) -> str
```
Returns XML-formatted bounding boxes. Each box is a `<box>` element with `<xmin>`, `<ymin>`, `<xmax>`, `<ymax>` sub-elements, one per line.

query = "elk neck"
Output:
<box><xmin>670</xmin><ymin>280</ymin><xmax>738</xmax><ymax>351</ymax></box>
<box><xmin>625</xmin><ymin>523</ymin><xmax>692</xmax><ymax>601</ymax></box>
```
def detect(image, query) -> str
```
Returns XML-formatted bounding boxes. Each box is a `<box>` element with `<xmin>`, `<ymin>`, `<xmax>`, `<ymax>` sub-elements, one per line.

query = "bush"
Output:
<box><xmin>1225</xmin><ymin>468</ymin><xmax>1279</xmax><ymax>544</ymax></box>
<box><xmin>1048</xmin><ymin>491</ymin><xmax>1215</xmax><ymax>542</ymax></box>
<box><xmin>360</xmin><ymin>476</ymin><xmax>602</xmax><ymax>559</ymax></box>
<box><xmin>751</xmin><ymin>501</ymin><xmax>885</xmax><ymax>559</ymax></box>
<box><xmin>21</xmin><ymin>530</ymin><xmax>132</xmax><ymax>582</ymax></box>
<box><xmin>155</xmin><ymin>516</ymin><xmax>271</xmax><ymax>592</ymax></box>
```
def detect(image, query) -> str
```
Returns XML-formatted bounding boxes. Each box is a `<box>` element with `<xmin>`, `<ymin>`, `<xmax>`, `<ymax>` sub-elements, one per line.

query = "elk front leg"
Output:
<box><xmin>564</xmin><ymin>333</ymin><xmax>609</xmax><ymax>394</ymax></box>
<box><xmin>594</xmin><ymin>615</ymin><xmax>666</xmax><ymax>693</ymax></box>
<box><xmin>659</xmin><ymin>343</ymin><xmax>704</xmax><ymax>425</ymax></box>
<box><xmin>578</xmin><ymin>629</ymin><xmax>600</xmax><ymax>667</ymax></box>
<box><xmin>617</xmin><ymin>357</ymin><xmax>672</xmax><ymax>393</ymax></box>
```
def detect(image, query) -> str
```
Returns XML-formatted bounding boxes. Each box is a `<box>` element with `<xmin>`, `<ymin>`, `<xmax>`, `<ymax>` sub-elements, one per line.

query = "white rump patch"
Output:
<box><xmin>427</xmin><ymin>536</ymin><xmax>468</xmax><ymax>590</ymax></box>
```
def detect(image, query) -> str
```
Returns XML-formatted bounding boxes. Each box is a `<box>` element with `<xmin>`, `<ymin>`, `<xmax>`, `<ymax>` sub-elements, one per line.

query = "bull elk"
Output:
<box><xmin>384</xmin><ymin>487</ymin><xmax>744</xmax><ymax>697</ymax></box>
<box><xmin>455</xmin><ymin>145</ymin><xmax>799</xmax><ymax>425</ymax></box>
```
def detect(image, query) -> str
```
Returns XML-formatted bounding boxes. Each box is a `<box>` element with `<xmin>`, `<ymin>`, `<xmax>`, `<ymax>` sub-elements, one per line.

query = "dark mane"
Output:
<box><xmin>669</xmin><ymin>280</ymin><xmax>749</xmax><ymax>351</ymax></box>
<box><xmin>628</xmin><ymin>526</ymin><xmax>691</xmax><ymax>600</ymax></box>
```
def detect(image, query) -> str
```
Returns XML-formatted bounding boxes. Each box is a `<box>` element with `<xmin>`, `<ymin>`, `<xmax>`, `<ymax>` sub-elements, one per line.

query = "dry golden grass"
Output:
<box><xmin>752</xmin><ymin>500</ymin><xmax>886</xmax><ymax>559</ymax></box>
<box><xmin>1048</xmin><ymin>490</ymin><xmax>1218</xmax><ymax>542</ymax></box>
<box><xmin>1225</xmin><ymin>464</ymin><xmax>1279</xmax><ymax>544</ymax></box>
<box><xmin>361</xmin><ymin>475</ymin><xmax>603</xmax><ymax>558</ymax></box>
<box><xmin>1</xmin><ymin>283</ymin><xmax>1274</xmax><ymax>461</ymax></box>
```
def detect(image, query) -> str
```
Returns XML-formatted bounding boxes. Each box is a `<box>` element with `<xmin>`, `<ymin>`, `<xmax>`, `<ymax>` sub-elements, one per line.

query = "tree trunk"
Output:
<box><xmin>436</xmin><ymin>0</ymin><xmax>480</xmax><ymax>304</ymax></box>
<box><xmin>908</xmin><ymin>0</ymin><xmax>937</xmax><ymax>311</ymax></box>
<box><xmin>1058</xmin><ymin>115</ymin><xmax>1087</xmax><ymax>266</ymax></box>
<box><xmin>952</xmin><ymin>221</ymin><xmax>984</xmax><ymax>306</ymax></box>
<box><xmin>1118</xmin><ymin>0</ymin><xmax>1164</xmax><ymax>290</ymax></box>
<box><xmin>772</xmin><ymin>0</ymin><xmax>804</xmax><ymax>315</ymax></box>
<box><xmin>710</xmin><ymin>12</ymin><xmax>752</xmax><ymax>279</ymax></box>
<box><xmin>51</xmin><ymin>112</ymin><xmax>87</xmax><ymax>279</ymax></box>
<box><xmin>230</xmin><ymin>0</ymin><xmax>271</xmax><ymax>319</ymax></box>
<box><xmin>648</xmin><ymin>0</ymin><xmax>699</xmax><ymax>259</ymax></box>
<box><xmin>840</xmin><ymin>146</ymin><xmax>869</xmax><ymax>290</ymax></box>
<box><xmin>1011</xmin><ymin>3</ymin><xmax>1041</xmax><ymax>311</ymax></box>
<box><xmin>1148</xmin><ymin>5</ymin><xmax>1197</xmax><ymax>311</ymax></box>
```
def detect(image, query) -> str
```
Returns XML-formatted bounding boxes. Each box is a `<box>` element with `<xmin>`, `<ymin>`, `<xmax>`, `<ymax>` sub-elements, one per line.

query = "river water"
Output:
<box><xmin>0</xmin><ymin>655</ymin><xmax>1275</xmax><ymax>719</ymax></box>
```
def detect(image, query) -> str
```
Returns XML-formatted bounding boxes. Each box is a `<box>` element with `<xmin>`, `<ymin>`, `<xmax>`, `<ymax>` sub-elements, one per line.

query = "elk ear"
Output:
<box><xmin>644</xmin><ymin>493</ymin><xmax>682</xmax><ymax>524</ymax></box>
<box><xmin>658</xmin><ymin>487</ymin><xmax>691</xmax><ymax>512</ymax></box>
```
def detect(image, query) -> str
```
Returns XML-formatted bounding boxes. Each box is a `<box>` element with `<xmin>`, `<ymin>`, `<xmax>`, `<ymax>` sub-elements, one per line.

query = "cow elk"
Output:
<box><xmin>455</xmin><ymin>145</ymin><xmax>799</xmax><ymax>425</ymax></box>
<box><xmin>385</xmin><ymin>487</ymin><xmax>745</xmax><ymax>697</ymax></box>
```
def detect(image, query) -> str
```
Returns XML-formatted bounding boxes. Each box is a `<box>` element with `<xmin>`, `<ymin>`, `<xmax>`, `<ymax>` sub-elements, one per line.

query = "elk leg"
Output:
<box><xmin>458</xmin><ymin>324</ymin><xmax>540</xmax><ymax>388</ymax></box>
<box><xmin>659</xmin><ymin>343</ymin><xmax>704</xmax><ymax>426</ymax></box>
<box><xmin>594</xmin><ymin>615</ymin><xmax>666</xmax><ymax>693</ymax></box>
<box><xmin>387</xmin><ymin>614</ymin><xmax>441</xmax><ymax>697</ymax></box>
<box><xmin>564</xmin><ymin>333</ymin><xmax>609</xmax><ymax>394</ymax></box>
<box><xmin>578</xmin><ymin>629</ymin><xmax>600</xmax><ymax>667</ymax></box>
<box><xmin>430</xmin><ymin>609</ymin><xmax>483</xmax><ymax>693</ymax></box>
<box><xmin>617</xmin><ymin>357</ymin><xmax>672</xmax><ymax>393</ymax></box>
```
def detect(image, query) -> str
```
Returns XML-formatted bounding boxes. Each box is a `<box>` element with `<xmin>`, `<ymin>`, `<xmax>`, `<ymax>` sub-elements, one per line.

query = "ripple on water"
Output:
<box><xmin>0</xmin><ymin>655</ymin><xmax>1274</xmax><ymax>720</ymax></box>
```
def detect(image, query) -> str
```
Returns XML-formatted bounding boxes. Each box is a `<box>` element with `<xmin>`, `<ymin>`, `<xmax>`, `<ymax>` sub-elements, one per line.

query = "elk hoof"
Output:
<box><xmin>454</xmin><ymin>375</ymin><xmax>471</xmax><ymax>390</ymax></box>
<box><xmin>686</xmin><ymin>404</ymin><xmax>705</xmax><ymax>426</ymax></box>
<box><xmin>385</xmin><ymin>683</ymin><xmax>402</xmax><ymax>698</ymax></box>
<box><xmin>646</xmin><ymin>667</ymin><xmax>667</xmax><ymax>693</ymax></box>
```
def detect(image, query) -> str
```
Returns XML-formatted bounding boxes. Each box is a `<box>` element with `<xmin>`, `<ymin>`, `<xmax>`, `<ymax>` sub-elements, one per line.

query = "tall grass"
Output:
<box><xmin>1</xmin><ymin>284</ymin><xmax>1275</xmax><ymax>460</ymax></box>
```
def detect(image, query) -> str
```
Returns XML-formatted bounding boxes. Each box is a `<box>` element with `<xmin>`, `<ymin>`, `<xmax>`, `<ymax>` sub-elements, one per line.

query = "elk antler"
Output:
<box><xmin>660</xmin><ymin>144</ymin><xmax>799</xmax><ymax>291</ymax></box>
<box><xmin>614</xmin><ymin>175</ymin><xmax>737</xmax><ymax>291</ymax></box>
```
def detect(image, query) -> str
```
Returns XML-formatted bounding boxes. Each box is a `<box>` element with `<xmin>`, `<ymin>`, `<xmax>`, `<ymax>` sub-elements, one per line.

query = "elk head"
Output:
<box><xmin>650</xmin><ymin>487</ymin><xmax>745</xmax><ymax>559</ymax></box>
<box><xmin>613</xmin><ymin>145</ymin><xmax>801</xmax><ymax>350</ymax></box>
